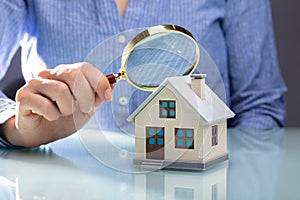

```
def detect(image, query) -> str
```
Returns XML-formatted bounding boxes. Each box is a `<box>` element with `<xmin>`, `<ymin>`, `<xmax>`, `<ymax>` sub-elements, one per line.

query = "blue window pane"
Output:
<box><xmin>148</xmin><ymin>128</ymin><xmax>155</xmax><ymax>136</ymax></box>
<box><xmin>157</xmin><ymin>129</ymin><xmax>164</xmax><ymax>136</ymax></box>
<box><xmin>176</xmin><ymin>190</ymin><xmax>184</xmax><ymax>199</ymax></box>
<box><xmin>175</xmin><ymin>188</ymin><xmax>194</xmax><ymax>200</ymax></box>
<box><xmin>187</xmin><ymin>192</ymin><xmax>193</xmax><ymax>199</ymax></box>
<box><xmin>212</xmin><ymin>137</ymin><xmax>217</xmax><ymax>146</ymax></box>
<box><xmin>176</xmin><ymin>130</ymin><xmax>184</xmax><ymax>137</ymax></box>
<box><xmin>161</xmin><ymin>101</ymin><xmax>168</xmax><ymax>108</ymax></box>
<box><xmin>157</xmin><ymin>138</ymin><xmax>164</xmax><ymax>146</ymax></box>
<box><xmin>169</xmin><ymin>110</ymin><xmax>175</xmax><ymax>117</ymax></box>
<box><xmin>169</xmin><ymin>101</ymin><xmax>175</xmax><ymax>108</ymax></box>
<box><xmin>186</xmin><ymin>140</ymin><xmax>193</xmax><ymax>148</ymax></box>
<box><xmin>186</xmin><ymin>130</ymin><xmax>193</xmax><ymax>138</ymax></box>
<box><xmin>177</xmin><ymin>140</ymin><xmax>184</xmax><ymax>147</ymax></box>
<box><xmin>212</xmin><ymin>126</ymin><xmax>217</xmax><ymax>135</ymax></box>
<box><xmin>148</xmin><ymin>138</ymin><xmax>155</xmax><ymax>145</ymax></box>
<box><xmin>161</xmin><ymin>110</ymin><xmax>168</xmax><ymax>117</ymax></box>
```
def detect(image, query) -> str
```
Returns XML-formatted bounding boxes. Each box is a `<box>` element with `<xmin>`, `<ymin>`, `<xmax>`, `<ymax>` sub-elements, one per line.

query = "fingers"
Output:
<box><xmin>80</xmin><ymin>64</ymin><xmax>112</xmax><ymax>106</ymax></box>
<box><xmin>16</xmin><ymin>78</ymin><xmax>76</xmax><ymax>120</ymax></box>
<box><xmin>16</xmin><ymin>79</ymin><xmax>64</xmax><ymax>121</ymax></box>
<box><xmin>30</xmin><ymin>78</ymin><xmax>73</xmax><ymax>115</ymax></box>
<box><xmin>38</xmin><ymin>63</ymin><xmax>112</xmax><ymax>111</ymax></box>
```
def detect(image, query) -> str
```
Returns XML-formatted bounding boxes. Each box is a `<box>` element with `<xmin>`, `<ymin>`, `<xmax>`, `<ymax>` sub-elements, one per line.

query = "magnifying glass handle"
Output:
<box><xmin>106</xmin><ymin>72</ymin><xmax>125</xmax><ymax>84</ymax></box>
<box><xmin>106</xmin><ymin>73</ymin><xmax>117</xmax><ymax>84</ymax></box>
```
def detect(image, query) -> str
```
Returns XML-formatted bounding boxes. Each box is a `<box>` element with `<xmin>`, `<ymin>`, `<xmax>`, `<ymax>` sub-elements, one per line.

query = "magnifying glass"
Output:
<box><xmin>105</xmin><ymin>25</ymin><xmax>200</xmax><ymax>91</ymax></box>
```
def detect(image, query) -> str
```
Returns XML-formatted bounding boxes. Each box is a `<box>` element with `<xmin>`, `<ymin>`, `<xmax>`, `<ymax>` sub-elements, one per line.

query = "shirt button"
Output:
<box><xmin>119</xmin><ymin>97</ymin><xmax>128</xmax><ymax>106</ymax></box>
<box><xmin>118</xmin><ymin>35</ymin><xmax>126</xmax><ymax>43</ymax></box>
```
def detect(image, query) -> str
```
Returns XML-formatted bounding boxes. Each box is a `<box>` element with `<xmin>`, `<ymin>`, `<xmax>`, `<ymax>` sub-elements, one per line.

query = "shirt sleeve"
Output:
<box><xmin>0</xmin><ymin>1</ymin><xmax>27</xmax><ymax>147</ymax></box>
<box><xmin>223</xmin><ymin>0</ymin><xmax>287</xmax><ymax>128</ymax></box>
<box><xmin>0</xmin><ymin>91</ymin><xmax>16</xmax><ymax>147</ymax></box>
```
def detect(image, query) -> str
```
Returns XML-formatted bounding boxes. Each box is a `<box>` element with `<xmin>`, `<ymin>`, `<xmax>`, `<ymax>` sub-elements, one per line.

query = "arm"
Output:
<box><xmin>0</xmin><ymin>0</ymin><xmax>28</xmax><ymax>147</ymax></box>
<box><xmin>223</xmin><ymin>0</ymin><xmax>287</xmax><ymax>128</ymax></box>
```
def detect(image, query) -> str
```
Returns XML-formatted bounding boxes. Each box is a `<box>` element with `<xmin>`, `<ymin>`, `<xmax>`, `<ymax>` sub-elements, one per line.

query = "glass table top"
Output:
<box><xmin>0</xmin><ymin>128</ymin><xmax>299</xmax><ymax>200</ymax></box>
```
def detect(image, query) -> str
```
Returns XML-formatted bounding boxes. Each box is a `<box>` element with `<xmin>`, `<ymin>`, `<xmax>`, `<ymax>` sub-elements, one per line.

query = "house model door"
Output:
<box><xmin>146</xmin><ymin>127</ymin><xmax>165</xmax><ymax>160</ymax></box>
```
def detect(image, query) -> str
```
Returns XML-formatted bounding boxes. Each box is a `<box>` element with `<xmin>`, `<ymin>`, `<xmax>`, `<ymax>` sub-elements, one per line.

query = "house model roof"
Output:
<box><xmin>127</xmin><ymin>76</ymin><xmax>235</xmax><ymax>124</ymax></box>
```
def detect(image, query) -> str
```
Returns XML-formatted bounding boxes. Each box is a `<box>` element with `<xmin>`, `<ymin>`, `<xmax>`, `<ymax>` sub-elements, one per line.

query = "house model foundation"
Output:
<box><xmin>127</xmin><ymin>74</ymin><xmax>235</xmax><ymax>170</ymax></box>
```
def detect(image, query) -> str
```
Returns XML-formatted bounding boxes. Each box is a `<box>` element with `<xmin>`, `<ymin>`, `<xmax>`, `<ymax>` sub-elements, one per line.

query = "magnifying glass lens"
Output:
<box><xmin>99</xmin><ymin>25</ymin><xmax>199</xmax><ymax>91</ymax></box>
<box><xmin>125</xmin><ymin>32</ymin><xmax>198</xmax><ymax>90</ymax></box>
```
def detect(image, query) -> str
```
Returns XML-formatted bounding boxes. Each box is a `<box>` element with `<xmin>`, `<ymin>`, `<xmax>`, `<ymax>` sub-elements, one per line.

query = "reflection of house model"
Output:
<box><xmin>127</xmin><ymin>74</ymin><xmax>235</xmax><ymax>170</ymax></box>
<box><xmin>135</xmin><ymin>165</ymin><xmax>227</xmax><ymax>199</ymax></box>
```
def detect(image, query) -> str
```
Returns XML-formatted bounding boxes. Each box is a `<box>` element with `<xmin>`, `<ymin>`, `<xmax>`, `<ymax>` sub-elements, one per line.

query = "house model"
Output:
<box><xmin>127</xmin><ymin>74</ymin><xmax>235</xmax><ymax>170</ymax></box>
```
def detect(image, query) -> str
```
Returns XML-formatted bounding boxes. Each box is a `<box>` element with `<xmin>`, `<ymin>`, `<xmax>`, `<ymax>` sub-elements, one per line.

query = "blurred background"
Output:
<box><xmin>0</xmin><ymin>0</ymin><xmax>299</xmax><ymax>127</ymax></box>
<box><xmin>271</xmin><ymin>0</ymin><xmax>299</xmax><ymax>127</ymax></box>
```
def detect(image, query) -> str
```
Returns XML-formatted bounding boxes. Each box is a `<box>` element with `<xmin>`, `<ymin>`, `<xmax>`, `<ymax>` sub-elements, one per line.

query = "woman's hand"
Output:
<box><xmin>2</xmin><ymin>62</ymin><xmax>112</xmax><ymax>148</ymax></box>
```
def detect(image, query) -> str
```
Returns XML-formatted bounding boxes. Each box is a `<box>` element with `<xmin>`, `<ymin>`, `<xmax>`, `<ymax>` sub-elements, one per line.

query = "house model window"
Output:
<box><xmin>212</xmin><ymin>125</ymin><xmax>218</xmax><ymax>146</ymax></box>
<box><xmin>175</xmin><ymin>128</ymin><xmax>194</xmax><ymax>149</ymax></box>
<box><xmin>146</xmin><ymin>127</ymin><xmax>164</xmax><ymax>146</ymax></box>
<box><xmin>159</xmin><ymin>100</ymin><xmax>176</xmax><ymax>118</ymax></box>
<box><xmin>175</xmin><ymin>187</ymin><xmax>194</xmax><ymax>199</ymax></box>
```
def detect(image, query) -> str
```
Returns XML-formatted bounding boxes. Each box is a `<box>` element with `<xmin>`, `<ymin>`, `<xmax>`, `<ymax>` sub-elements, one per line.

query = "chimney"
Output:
<box><xmin>191</xmin><ymin>74</ymin><xmax>206</xmax><ymax>100</ymax></box>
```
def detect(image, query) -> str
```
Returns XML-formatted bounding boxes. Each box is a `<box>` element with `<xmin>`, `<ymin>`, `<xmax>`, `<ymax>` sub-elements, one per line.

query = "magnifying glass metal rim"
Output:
<box><xmin>107</xmin><ymin>24</ymin><xmax>200</xmax><ymax>92</ymax></box>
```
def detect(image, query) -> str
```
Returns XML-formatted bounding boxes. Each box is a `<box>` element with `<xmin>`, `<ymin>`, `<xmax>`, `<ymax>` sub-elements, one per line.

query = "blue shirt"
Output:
<box><xmin>0</xmin><ymin>0</ymin><xmax>287</xmax><ymax>147</ymax></box>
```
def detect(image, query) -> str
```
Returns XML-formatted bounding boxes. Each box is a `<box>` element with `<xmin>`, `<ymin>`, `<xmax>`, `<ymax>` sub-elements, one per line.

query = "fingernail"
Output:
<box><xmin>104</xmin><ymin>89</ymin><xmax>112</xmax><ymax>100</ymax></box>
